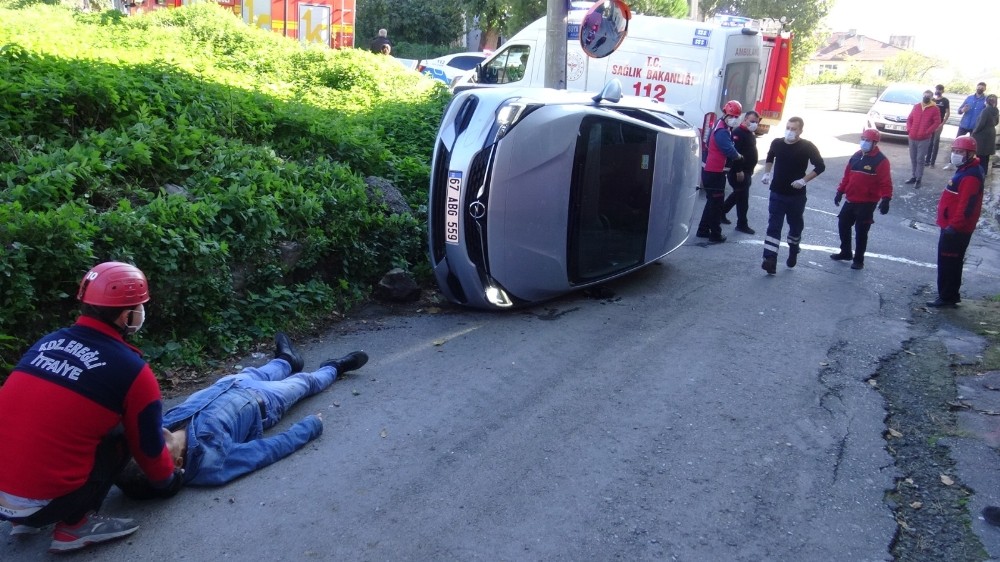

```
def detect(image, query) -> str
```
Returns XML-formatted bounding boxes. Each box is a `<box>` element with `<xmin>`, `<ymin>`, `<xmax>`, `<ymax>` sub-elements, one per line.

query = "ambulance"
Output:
<box><xmin>453</xmin><ymin>9</ymin><xmax>791</xmax><ymax>136</ymax></box>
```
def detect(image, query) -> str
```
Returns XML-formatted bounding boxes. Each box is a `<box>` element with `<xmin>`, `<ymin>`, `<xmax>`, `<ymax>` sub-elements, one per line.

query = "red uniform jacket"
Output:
<box><xmin>836</xmin><ymin>147</ymin><xmax>893</xmax><ymax>203</ymax></box>
<box><xmin>937</xmin><ymin>158</ymin><xmax>985</xmax><ymax>234</ymax></box>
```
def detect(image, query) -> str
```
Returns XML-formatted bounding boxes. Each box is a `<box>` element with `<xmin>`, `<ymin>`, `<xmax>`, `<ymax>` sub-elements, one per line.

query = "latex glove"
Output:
<box><xmin>761</xmin><ymin>172</ymin><xmax>772</xmax><ymax>185</ymax></box>
<box><xmin>791</xmin><ymin>178</ymin><xmax>808</xmax><ymax>189</ymax></box>
<box><xmin>878</xmin><ymin>198</ymin><xmax>890</xmax><ymax>215</ymax></box>
<box><xmin>834</xmin><ymin>192</ymin><xmax>843</xmax><ymax>207</ymax></box>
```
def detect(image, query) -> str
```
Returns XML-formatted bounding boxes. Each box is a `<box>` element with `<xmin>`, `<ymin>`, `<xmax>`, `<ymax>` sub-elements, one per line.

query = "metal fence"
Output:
<box><xmin>796</xmin><ymin>84</ymin><xmax>963</xmax><ymax>126</ymax></box>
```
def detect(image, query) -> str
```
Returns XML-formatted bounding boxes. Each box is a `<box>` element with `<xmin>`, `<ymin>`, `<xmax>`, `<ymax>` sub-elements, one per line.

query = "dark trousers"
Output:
<box><xmin>837</xmin><ymin>201</ymin><xmax>877</xmax><ymax>263</ymax></box>
<box><xmin>980</xmin><ymin>155</ymin><xmax>991</xmax><ymax>174</ymax></box>
<box><xmin>926</xmin><ymin>129</ymin><xmax>943</xmax><ymax>165</ymax></box>
<box><xmin>3</xmin><ymin>429</ymin><xmax>130</xmax><ymax>528</ymax></box>
<box><xmin>937</xmin><ymin>229</ymin><xmax>973</xmax><ymax>303</ymax></box>
<box><xmin>698</xmin><ymin>170</ymin><xmax>726</xmax><ymax>236</ymax></box>
<box><xmin>763</xmin><ymin>191</ymin><xmax>806</xmax><ymax>259</ymax></box>
<box><xmin>722</xmin><ymin>172</ymin><xmax>751</xmax><ymax>227</ymax></box>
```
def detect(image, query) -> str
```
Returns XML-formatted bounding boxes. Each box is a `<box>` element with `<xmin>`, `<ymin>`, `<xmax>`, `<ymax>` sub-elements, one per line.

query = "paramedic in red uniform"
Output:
<box><xmin>696</xmin><ymin>100</ymin><xmax>744</xmax><ymax>244</ymax></box>
<box><xmin>927</xmin><ymin>135</ymin><xmax>985</xmax><ymax>307</ymax></box>
<box><xmin>830</xmin><ymin>128</ymin><xmax>894</xmax><ymax>270</ymax></box>
<box><xmin>0</xmin><ymin>262</ymin><xmax>182</xmax><ymax>553</ymax></box>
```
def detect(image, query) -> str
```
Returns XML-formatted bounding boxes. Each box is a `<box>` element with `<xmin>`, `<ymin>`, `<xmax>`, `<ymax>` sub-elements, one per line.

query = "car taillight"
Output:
<box><xmin>417</xmin><ymin>64</ymin><xmax>426</xmax><ymax>72</ymax></box>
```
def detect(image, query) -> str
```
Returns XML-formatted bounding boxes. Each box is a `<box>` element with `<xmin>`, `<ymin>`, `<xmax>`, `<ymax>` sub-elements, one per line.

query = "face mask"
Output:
<box><xmin>860</xmin><ymin>140</ymin><xmax>873</xmax><ymax>152</ymax></box>
<box><xmin>124</xmin><ymin>304</ymin><xmax>145</xmax><ymax>335</ymax></box>
<box><xmin>935</xmin><ymin>92</ymin><xmax>943</xmax><ymax>98</ymax></box>
<box><xmin>725</xmin><ymin>117</ymin><xmax>740</xmax><ymax>128</ymax></box>
<box><xmin>950</xmin><ymin>153</ymin><xmax>966</xmax><ymax>167</ymax></box>
<box><xmin>922</xmin><ymin>96</ymin><xmax>932</xmax><ymax>103</ymax></box>
<box><xmin>784</xmin><ymin>130</ymin><xmax>797</xmax><ymax>142</ymax></box>
<box><xmin>746</xmin><ymin>122</ymin><xmax>758</xmax><ymax>132</ymax></box>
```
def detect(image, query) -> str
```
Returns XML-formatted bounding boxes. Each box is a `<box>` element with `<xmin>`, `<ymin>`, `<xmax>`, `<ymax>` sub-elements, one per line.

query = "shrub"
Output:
<box><xmin>0</xmin><ymin>2</ymin><xmax>447</xmax><ymax>381</ymax></box>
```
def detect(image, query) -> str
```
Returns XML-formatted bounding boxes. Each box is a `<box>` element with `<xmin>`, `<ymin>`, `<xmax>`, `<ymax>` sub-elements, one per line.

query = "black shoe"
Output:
<box><xmin>915</xmin><ymin>179</ymin><xmax>921</xmax><ymax>188</ymax></box>
<box><xmin>983</xmin><ymin>506</ymin><xmax>1000</xmax><ymax>526</ymax></box>
<box><xmin>761</xmin><ymin>257</ymin><xmax>776</xmax><ymax>275</ymax></box>
<box><xmin>904</xmin><ymin>177</ymin><xmax>916</xmax><ymax>185</ymax></box>
<box><xmin>707</xmin><ymin>234</ymin><xmax>727</xmax><ymax>244</ymax></box>
<box><xmin>830</xmin><ymin>252</ymin><xmax>853</xmax><ymax>261</ymax></box>
<box><xmin>274</xmin><ymin>332</ymin><xmax>304</xmax><ymax>373</ymax></box>
<box><xmin>850</xmin><ymin>261</ymin><xmax>864</xmax><ymax>270</ymax></box>
<box><xmin>926</xmin><ymin>298</ymin><xmax>958</xmax><ymax>308</ymax></box>
<box><xmin>785</xmin><ymin>245</ymin><xmax>799</xmax><ymax>267</ymax></box>
<box><xmin>720</xmin><ymin>216</ymin><xmax>732</xmax><ymax>225</ymax></box>
<box><xmin>735</xmin><ymin>224</ymin><xmax>756</xmax><ymax>235</ymax></box>
<box><xmin>695</xmin><ymin>229</ymin><xmax>710</xmax><ymax>238</ymax></box>
<box><xmin>321</xmin><ymin>351</ymin><xmax>369</xmax><ymax>374</ymax></box>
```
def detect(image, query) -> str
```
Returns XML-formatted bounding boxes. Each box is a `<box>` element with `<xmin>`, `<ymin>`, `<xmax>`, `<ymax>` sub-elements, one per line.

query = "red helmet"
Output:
<box><xmin>722</xmin><ymin>100</ymin><xmax>743</xmax><ymax>117</ymax></box>
<box><xmin>861</xmin><ymin>129</ymin><xmax>880</xmax><ymax>142</ymax></box>
<box><xmin>953</xmin><ymin>135</ymin><xmax>977</xmax><ymax>153</ymax></box>
<box><xmin>77</xmin><ymin>262</ymin><xmax>150</xmax><ymax>307</ymax></box>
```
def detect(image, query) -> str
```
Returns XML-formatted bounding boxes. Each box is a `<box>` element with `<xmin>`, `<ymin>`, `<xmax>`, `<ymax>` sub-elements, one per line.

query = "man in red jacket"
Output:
<box><xmin>928</xmin><ymin>135</ymin><xmax>985</xmax><ymax>307</ymax></box>
<box><xmin>905</xmin><ymin>88</ymin><xmax>943</xmax><ymax>188</ymax></box>
<box><xmin>0</xmin><ymin>262</ymin><xmax>183</xmax><ymax>553</ymax></box>
<box><xmin>831</xmin><ymin>129</ymin><xmax>894</xmax><ymax>270</ymax></box>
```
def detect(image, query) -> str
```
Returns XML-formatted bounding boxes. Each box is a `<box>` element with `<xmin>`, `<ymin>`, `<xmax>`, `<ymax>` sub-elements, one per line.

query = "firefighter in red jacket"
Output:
<box><xmin>696</xmin><ymin>100</ymin><xmax>744</xmax><ymax>243</ymax></box>
<box><xmin>928</xmin><ymin>135</ymin><xmax>985</xmax><ymax>307</ymax></box>
<box><xmin>830</xmin><ymin>129</ymin><xmax>894</xmax><ymax>270</ymax></box>
<box><xmin>0</xmin><ymin>262</ymin><xmax>182</xmax><ymax>553</ymax></box>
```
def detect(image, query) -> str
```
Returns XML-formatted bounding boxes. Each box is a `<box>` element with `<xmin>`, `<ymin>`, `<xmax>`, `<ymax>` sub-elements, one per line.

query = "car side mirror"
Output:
<box><xmin>580</xmin><ymin>0</ymin><xmax>631</xmax><ymax>59</ymax></box>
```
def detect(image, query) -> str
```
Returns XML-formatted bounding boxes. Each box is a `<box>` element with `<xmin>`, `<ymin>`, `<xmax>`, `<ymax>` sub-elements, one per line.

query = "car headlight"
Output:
<box><xmin>869</xmin><ymin>111</ymin><xmax>881</xmax><ymax>120</ymax></box>
<box><xmin>493</xmin><ymin>99</ymin><xmax>542</xmax><ymax>141</ymax></box>
<box><xmin>485</xmin><ymin>284</ymin><xmax>514</xmax><ymax>307</ymax></box>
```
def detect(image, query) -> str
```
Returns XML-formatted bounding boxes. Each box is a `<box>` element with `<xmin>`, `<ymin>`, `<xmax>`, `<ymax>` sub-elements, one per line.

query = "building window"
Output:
<box><xmin>818</xmin><ymin>64</ymin><xmax>838</xmax><ymax>76</ymax></box>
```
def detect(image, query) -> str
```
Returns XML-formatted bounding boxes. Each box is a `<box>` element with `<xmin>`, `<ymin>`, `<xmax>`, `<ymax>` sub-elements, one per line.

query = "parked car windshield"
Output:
<box><xmin>881</xmin><ymin>87</ymin><xmax>922</xmax><ymax>104</ymax></box>
<box><xmin>568</xmin><ymin>115</ymin><xmax>657</xmax><ymax>282</ymax></box>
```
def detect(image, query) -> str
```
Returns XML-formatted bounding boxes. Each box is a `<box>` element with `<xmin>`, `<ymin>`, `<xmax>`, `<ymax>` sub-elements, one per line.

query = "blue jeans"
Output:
<box><xmin>763</xmin><ymin>191</ymin><xmax>806</xmax><ymax>259</ymax></box>
<box><xmin>222</xmin><ymin>360</ymin><xmax>338</xmax><ymax>430</ymax></box>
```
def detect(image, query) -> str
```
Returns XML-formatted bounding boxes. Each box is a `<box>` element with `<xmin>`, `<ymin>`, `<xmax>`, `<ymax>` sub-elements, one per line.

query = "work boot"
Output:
<box><xmin>720</xmin><ymin>215</ymin><xmax>732</xmax><ymax>225</ymax></box>
<box><xmin>735</xmin><ymin>224</ymin><xmax>755</xmax><ymax>235</ymax></box>
<box><xmin>914</xmin><ymin>179</ymin><xmax>921</xmax><ymax>189</ymax></box>
<box><xmin>274</xmin><ymin>332</ymin><xmax>305</xmax><ymax>373</ymax></box>
<box><xmin>707</xmin><ymin>234</ymin><xmax>727</xmax><ymax>244</ymax></box>
<box><xmin>761</xmin><ymin>256</ymin><xmax>777</xmax><ymax>275</ymax></box>
<box><xmin>926</xmin><ymin>298</ymin><xmax>958</xmax><ymax>308</ymax></box>
<box><xmin>830</xmin><ymin>252</ymin><xmax>853</xmax><ymax>261</ymax></box>
<box><xmin>851</xmin><ymin>261</ymin><xmax>864</xmax><ymax>270</ymax></box>
<box><xmin>321</xmin><ymin>351</ymin><xmax>369</xmax><ymax>374</ymax></box>
<box><xmin>695</xmin><ymin>228</ymin><xmax>710</xmax><ymax>238</ymax></box>
<box><xmin>786</xmin><ymin>245</ymin><xmax>800</xmax><ymax>268</ymax></box>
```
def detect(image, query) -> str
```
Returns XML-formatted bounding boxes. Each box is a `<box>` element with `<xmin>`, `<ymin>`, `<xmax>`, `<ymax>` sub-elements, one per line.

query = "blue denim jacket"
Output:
<box><xmin>162</xmin><ymin>377</ymin><xmax>322</xmax><ymax>486</ymax></box>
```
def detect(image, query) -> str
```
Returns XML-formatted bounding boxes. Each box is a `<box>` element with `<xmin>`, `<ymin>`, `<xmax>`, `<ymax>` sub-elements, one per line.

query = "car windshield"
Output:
<box><xmin>567</xmin><ymin>115</ymin><xmax>656</xmax><ymax>282</ymax></box>
<box><xmin>880</xmin><ymin>88</ymin><xmax>922</xmax><ymax>104</ymax></box>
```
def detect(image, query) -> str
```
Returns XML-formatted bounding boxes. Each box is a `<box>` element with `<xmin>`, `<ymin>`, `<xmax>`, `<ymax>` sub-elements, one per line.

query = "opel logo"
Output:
<box><xmin>469</xmin><ymin>201</ymin><xmax>486</xmax><ymax>219</ymax></box>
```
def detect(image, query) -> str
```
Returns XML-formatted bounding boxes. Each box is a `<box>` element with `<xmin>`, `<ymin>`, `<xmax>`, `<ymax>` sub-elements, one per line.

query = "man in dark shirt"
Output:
<box><xmin>925</xmin><ymin>84</ymin><xmax>951</xmax><ymax>168</ymax></box>
<box><xmin>370</xmin><ymin>28</ymin><xmax>391</xmax><ymax>54</ymax></box>
<box><xmin>722</xmin><ymin>110</ymin><xmax>761</xmax><ymax>234</ymax></box>
<box><xmin>759</xmin><ymin>117</ymin><xmax>826</xmax><ymax>275</ymax></box>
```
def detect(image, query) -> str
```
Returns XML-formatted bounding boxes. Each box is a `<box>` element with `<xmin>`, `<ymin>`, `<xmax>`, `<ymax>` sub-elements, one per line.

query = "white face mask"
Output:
<box><xmin>784</xmin><ymin>129</ymin><xmax>798</xmax><ymax>142</ymax></box>
<box><xmin>725</xmin><ymin>117</ymin><xmax>740</xmax><ymax>128</ymax></box>
<box><xmin>124</xmin><ymin>304</ymin><xmax>145</xmax><ymax>335</ymax></box>
<box><xmin>950</xmin><ymin>152</ymin><xmax>967</xmax><ymax>167</ymax></box>
<box><xmin>860</xmin><ymin>140</ymin><xmax>873</xmax><ymax>152</ymax></box>
<box><xmin>746</xmin><ymin>122</ymin><xmax>758</xmax><ymax>132</ymax></box>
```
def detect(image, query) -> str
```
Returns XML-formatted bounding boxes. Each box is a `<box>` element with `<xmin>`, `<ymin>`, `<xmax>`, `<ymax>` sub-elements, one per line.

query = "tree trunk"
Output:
<box><xmin>479</xmin><ymin>27</ymin><xmax>501</xmax><ymax>51</ymax></box>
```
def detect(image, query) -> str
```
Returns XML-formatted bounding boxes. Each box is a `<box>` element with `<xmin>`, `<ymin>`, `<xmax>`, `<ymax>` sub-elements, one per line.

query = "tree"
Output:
<box><xmin>356</xmin><ymin>0</ymin><xmax>466</xmax><ymax>49</ymax></box>
<box><xmin>629</xmin><ymin>0</ymin><xmax>689</xmax><ymax>17</ymax></box>
<box><xmin>881</xmin><ymin>51</ymin><xmax>940</xmax><ymax>83</ymax></box>
<box><xmin>697</xmin><ymin>0</ymin><xmax>833</xmax><ymax>74</ymax></box>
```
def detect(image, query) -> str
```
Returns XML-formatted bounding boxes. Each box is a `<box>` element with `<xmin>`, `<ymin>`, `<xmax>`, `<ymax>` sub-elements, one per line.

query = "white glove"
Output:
<box><xmin>761</xmin><ymin>172</ymin><xmax>772</xmax><ymax>185</ymax></box>
<box><xmin>791</xmin><ymin>178</ymin><xmax>808</xmax><ymax>189</ymax></box>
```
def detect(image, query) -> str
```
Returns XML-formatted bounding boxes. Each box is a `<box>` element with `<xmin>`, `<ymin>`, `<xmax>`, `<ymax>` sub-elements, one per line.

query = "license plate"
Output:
<box><xmin>445</xmin><ymin>171</ymin><xmax>462</xmax><ymax>245</ymax></box>
<box><xmin>885</xmin><ymin>123</ymin><xmax>906</xmax><ymax>132</ymax></box>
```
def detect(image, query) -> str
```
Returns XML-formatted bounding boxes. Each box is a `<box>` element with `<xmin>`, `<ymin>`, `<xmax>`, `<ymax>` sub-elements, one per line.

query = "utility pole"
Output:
<box><xmin>544</xmin><ymin>0</ymin><xmax>567</xmax><ymax>89</ymax></box>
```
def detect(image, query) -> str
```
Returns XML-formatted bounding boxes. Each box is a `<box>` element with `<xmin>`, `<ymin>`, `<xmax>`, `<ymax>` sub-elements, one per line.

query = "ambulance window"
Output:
<box><xmin>719</xmin><ymin>61</ymin><xmax>760</xmax><ymax>115</ymax></box>
<box><xmin>481</xmin><ymin>46</ymin><xmax>531</xmax><ymax>85</ymax></box>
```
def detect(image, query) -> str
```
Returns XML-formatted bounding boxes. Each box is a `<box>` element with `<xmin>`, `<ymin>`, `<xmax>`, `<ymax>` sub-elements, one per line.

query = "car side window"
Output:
<box><xmin>568</xmin><ymin>116</ymin><xmax>657</xmax><ymax>283</ymax></box>
<box><xmin>482</xmin><ymin>46</ymin><xmax>530</xmax><ymax>85</ymax></box>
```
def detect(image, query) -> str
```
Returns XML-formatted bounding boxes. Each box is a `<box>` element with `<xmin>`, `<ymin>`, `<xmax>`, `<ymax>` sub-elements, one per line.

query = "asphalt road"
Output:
<box><xmin>5</xmin><ymin>108</ymin><xmax>1000</xmax><ymax>561</ymax></box>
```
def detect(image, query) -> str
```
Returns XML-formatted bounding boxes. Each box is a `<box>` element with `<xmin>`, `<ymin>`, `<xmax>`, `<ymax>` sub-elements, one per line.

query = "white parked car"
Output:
<box><xmin>428</xmin><ymin>81</ymin><xmax>701</xmax><ymax>309</ymax></box>
<box><xmin>866</xmin><ymin>83</ymin><xmax>925</xmax><ymax>138</ymax></box>
<box><xmin>418</xmin><ymin>52</ymin><xmax>489</xmax><ymax>84</ymax></box>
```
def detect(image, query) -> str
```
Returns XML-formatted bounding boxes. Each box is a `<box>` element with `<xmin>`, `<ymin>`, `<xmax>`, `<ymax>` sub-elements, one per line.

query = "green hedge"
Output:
<box><xmin>0</xmin><ymin>3</ymin><xmax>447</xmax><ymax>378</ymax></box>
